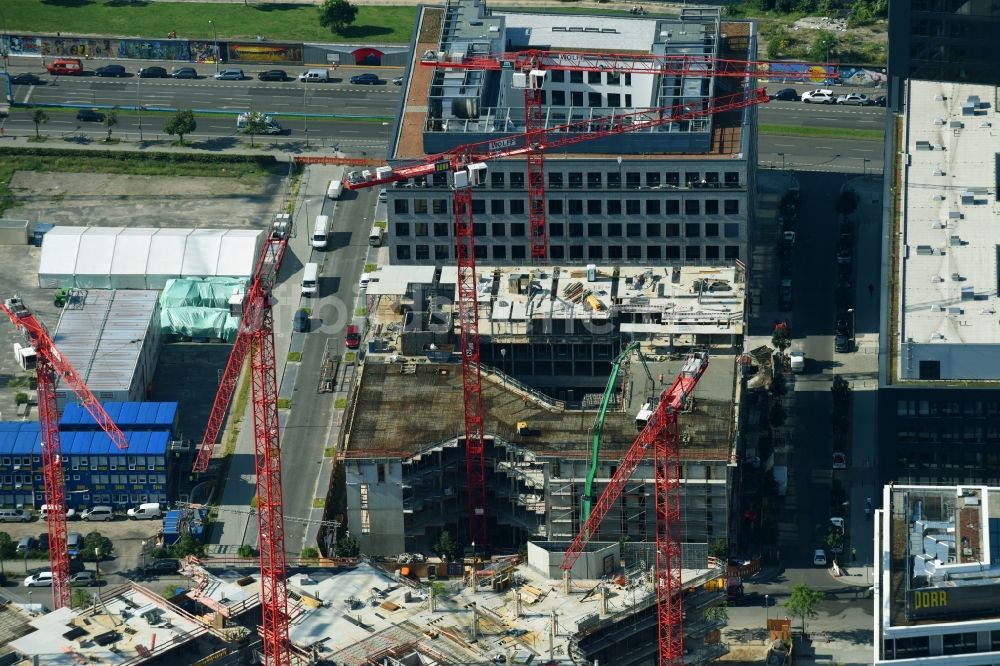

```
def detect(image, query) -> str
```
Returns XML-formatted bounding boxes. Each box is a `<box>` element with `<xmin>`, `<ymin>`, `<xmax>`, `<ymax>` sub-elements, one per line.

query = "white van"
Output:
<box><xmin>41</xmin><ymin>504</ymin><xmax>76</xmax><ymax>520</ymax></box>
<box><xmin>301</xmin><ymin>262</ymin><xmax>319</xmax><ymax>297</ymax></box>
<box><xmin>81</xmin><ymin>505</ymin><xmax>114</xmax><ymax>522</ymax></box>
<box><xmin>368</xmin><ymin>226</ymin><xmax>383</xmax><ymax>247</ymax></box>
<box><xmin>327</xmin><ymin>179</ymin><xmax>344</xmax><ymax>200</ymax></box>
<box><xmin>299</xmin><ymin>68</ymin><xmax>330</xmax><ymax>83</ymax></box>
<box><xmin>311</xmin><ymin>214</ymin><xmax>329</xmax><ymax>249</ymax></box>
<box><xmin>127</xmin><ymin>502</ymin><xmax>162</xmax><ymax>520</ymax></box>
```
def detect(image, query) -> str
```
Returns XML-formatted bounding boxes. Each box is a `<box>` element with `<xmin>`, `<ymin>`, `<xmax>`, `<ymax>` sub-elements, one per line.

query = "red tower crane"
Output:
<box><xmin>191</xmin><ymin>214</ymin><xmax>293</xmax><ymax>666</ymax></box>
<box><xmin>0</xmin><ymin>296</ymin><xmax>129</xmax><ymax>610</ymax></box>
<box><xmin>419</xmin><ymin>50</ymin><xmax>833</xmax><ymax>260</ymax></box>
<box><xmin>561</xmin><ymin>351</ymin><xmax>709</xmax><ymax>665</ymax></box>
<box><xmin>347</xmin><ymin>88</ymin><xmax>766</xmax><ymax>547</ymax></box>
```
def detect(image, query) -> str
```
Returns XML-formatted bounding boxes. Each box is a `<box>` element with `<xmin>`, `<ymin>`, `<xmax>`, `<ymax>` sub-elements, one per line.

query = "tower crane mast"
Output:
<box><xmin>0</xmin><ymin>296</ymin><xmax>129</xmax><ymax>610</ymax></box>
<box><xmin>562</xmin><ymin>351</ymin><xmax>709</xmax><ymax>665</ymax></box>
<box><xmin>191</xmin><ymin>214</ymin><xmax>294</xmax><ymax>666</ymax></box>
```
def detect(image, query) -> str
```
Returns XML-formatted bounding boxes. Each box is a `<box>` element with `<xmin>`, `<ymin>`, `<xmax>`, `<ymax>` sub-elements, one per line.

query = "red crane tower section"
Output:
<box><xmin>191</xmin><ymin>215</ymin><xmax>293</xmax><ymax>666</ymax></box>
<box><xmin>418</xmin><ymin>51</ymin><xmax>833</xmax><ymax>261</ymax></box>
<box><xmin>0</xmin><ymin>297</ymin><xmax>129</xmax><ymax>610</ymax></box>
<box><xmin>347</xmin><ymin>89</ymin><xmax>765</xmax><ymax>547</ymax></box>
<box><xmin>561</xmin><ymin>351</ymin><xmax>709</xmax><ymax>666</ymax></box>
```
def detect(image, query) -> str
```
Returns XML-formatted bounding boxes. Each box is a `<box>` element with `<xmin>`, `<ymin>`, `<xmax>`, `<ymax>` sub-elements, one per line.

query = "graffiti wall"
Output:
<box><xmin>6</xmin><ymin>36</ymin><xmax>43</xmax><ymax>57</ymax></box>
<box><xmin>4</xmin><ymin>34</ymin><xmax>196</xmax><ymax>61</ymax></box>
<box><xmin>226</xmin><ymin>42</ymin><xmax>302</xmax><ymax>65</ymax></box>
<box><xmin>117</xmin><ymin>39</ymin><xmax>191</xmax><ymax>62</ymax></box>
<box><xmin>759</xmin><ymin>62</ymin><xmax>838</xmax><ymax>86</ymax></box>
<box><xmin>190</xmin><ymin>40</ymin><xmax>221</xmax><ymax>64</ymax></box>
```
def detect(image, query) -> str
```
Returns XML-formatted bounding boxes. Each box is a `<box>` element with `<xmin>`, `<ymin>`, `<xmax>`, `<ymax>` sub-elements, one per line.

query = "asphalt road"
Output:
<box><xmin>3</xmin><ymin>59</ymin><xmax>887</xmax><ymax>168</ymax></box>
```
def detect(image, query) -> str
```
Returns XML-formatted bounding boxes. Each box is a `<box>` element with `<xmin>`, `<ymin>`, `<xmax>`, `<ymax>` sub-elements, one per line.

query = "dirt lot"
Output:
<box><xmin>0</xmin><ymin>168</ymin><xmax>285</xmax><ymax>419</ymax></box>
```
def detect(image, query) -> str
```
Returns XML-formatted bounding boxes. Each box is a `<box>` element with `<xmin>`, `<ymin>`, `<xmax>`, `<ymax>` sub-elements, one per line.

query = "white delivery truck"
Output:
<box><xmin>301</xmin><ymin>262</ymin><xmax>319</xmax><ymax>297</ymax></box>
<box><xmin>368</xmin><ymin>225</ymin><xmax>383</xmax><ymax>247</ymax></box>
<box><xmin>327</xmin><ymin>179</ymin><xmax>344</xmax><ymax>200</ymax></box>
<box><xmin>236</xmin><ymin>112</ymin><xmax>283</xmax><ymax>135</ymax></box>
<box><xmin>311</xmin><ymin>214</ymin><xmax>329</xmax><ymax>249</ymax></box>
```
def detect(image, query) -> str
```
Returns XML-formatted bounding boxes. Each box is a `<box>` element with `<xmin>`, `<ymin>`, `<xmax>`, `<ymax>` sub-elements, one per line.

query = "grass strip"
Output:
<box><xmin>4</xmin><ymin>0</ymin><xmax>417</xmax><ymax>45</ymax></box>
<box><xmin>759</xmin><ymin>124</ymin><xmax>884</xmax><ymax>140</ymax></box>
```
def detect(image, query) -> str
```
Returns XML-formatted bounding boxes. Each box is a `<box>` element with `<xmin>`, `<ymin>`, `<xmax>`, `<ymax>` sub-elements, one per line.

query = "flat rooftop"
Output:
<box><xmin>394</xmin><ymin>4</ymin><xmax>751</xmax><ymax>162</ymax></box>
<box><xmin>879</xmin><ymin>484</ymin><xmax>1000</xmax><ymax>630</ymax></box>
<box><xmin>286</xmin><ymin>560</ymin><xmax>719</xmax><ymax>665</ymax></box>
<box><xmin>8</xmin><ymin>584</ymin><xmax>210</xmax><ymax>665</ymax></box>
<box><xmin>894</xmin><ymin>80</ymin><xmax>1000</xmax><ymax>380</ymax></box>
<box><xmin>343</xmin><ymin>354</ymin><xmax>735</xmax><ymax>461</ymax></box>
<box><xmin>365</xmin><ymin>263</ymin><xmax>745</xmax><ymax>341</ymax></box>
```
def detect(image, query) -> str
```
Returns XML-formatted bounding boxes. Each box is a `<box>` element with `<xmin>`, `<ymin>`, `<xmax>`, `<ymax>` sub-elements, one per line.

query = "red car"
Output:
<box><xmin>345</xmin><ymin>325</ymin><xmax>361</xmax><ymax>349</ymax></box>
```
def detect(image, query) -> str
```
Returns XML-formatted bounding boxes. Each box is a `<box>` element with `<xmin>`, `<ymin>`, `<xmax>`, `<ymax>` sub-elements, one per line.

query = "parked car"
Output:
<box><xmin>16</xmin><ymin>535</ymin><xmax>36</xmax><ymax>554</ymax></box>
<box><xmin>874</xmin><ymin>95</ymin><xmax>887</xmax><ymax>107</ymax></box>
<box><xmin>172</xmin><ymin>67</ymin><xmax>198</xmax><ymax>79</ymax></box>
<box><xmin>801</xmin><ymin>88</ymin><xmax>836</xmax><ymax>104</ymax></box>
<box><xmin>392</xmin><ymin>76</ymin><xmax>404</xmax><ymax>86</ymax></box>
<box><xmin>23</xmin><ymin>571</ymin><xmax>52</xmax><ymax>587</ymax></box>
<box><xmin>835</xmin><ymin>319</ymin><xmax>851</xmax><ymax>353</ymax></box>
<box><xmin>41</xmin><ymin>504</ymin><xmax>77</xmax><ymax>520</ymax></box>
<box><xmin>257</xmin><ymin>69</ymin><xmax>289</xmax><ymax>81</ymax></box>
<box><xmin>67</xmin><ymin>532</ymin><xmax>82</xmax><ymax>558</ymax></box>
<box><xmin>0</xmin><ymin>508</ymin><xmax>32</xmax><ymax>522</ymax></box>
<box><xmin>214</xmin><ymin>68</ymin><xmax>245</xmax><ymax>80</ymax></box>
<box><xmin>69</xmin><ymin>571</ymin><xmax>96</xmax><ymax>586</ymax></box>
<box><xmin>350</xmin><ymin>73</ymin><xmax>380</xmax><ymax>85</ymax></box>
<box><xmin>836</xmin><ymin>92</ymin><xmax>875</xmax><ymax>106</ymax></box>
<box><xmin>138</xmin><ymin>66</ymin><xmax>168</xmax><ymax>79</ymax></box>
<box><xmin>37</xmin><ymin>533</ymin><xmax>49</xmax><ymax>552</ymax></box>
<box><xmin>143</xmin><ymin>558</ymin><xmax>180</xmax><ymax>575</ymax></box>
<box><xmin>76</xmin><ymin>109</ymin><xmax>105</xmax><ymax>122</ymax></box>
<box><xmin>833</xmin><ymin>451</ymin><xmax>847</xmax><ymax>469</ymax></box>
<box><xmin>779</xmin><ymin>278</ymin><xmax>793</xmax><ymax>311</ymax></box>
<box><xmin>293</xmin><ymin>308</ymin><xmax>309</xmax><ymax>333</ymax></box>
<box><xmin>359</xmin><ymin>273</ymin><xmax>371</xmax><ymax>289</ymax></box>
<box><xmin>80</xmin><ymin>505</ymin><xmax>114</xmax><ymax>522</ymax></box>
<box><xmin>11</xmin><ymin>73</ymin><xmax>41</xmax><ymax>86</ymax></box>
<box><xmin>770</xmin><ymin>87</ymin><xmax>798</xmax><ymax>101</ymax></box>
<box><xmin>378</xmin><ymin>188</ymin><xmax>388</xmax><ymax>203</ymax></box>
<box><xmin>345</xmin><ymin>325</ymin><xmax>361</xmax><ymax>350</ymax></box>
<box><xmin>813</xmin><ymin>549</ymin><xmax>828</xmax><ymax>566</ymax></box>
<box><xmin>94</xmin><ymin>64</ymin><xmax>127</xmax><ymax>78</ymax></box>
<box><xmin>830</xmin><ymin>517</ymin><xmax>845</xmax><ymax>534</ymax></box>
<box><xmin>789</xmin><ymin>351</ymin><xmax>805</xmax><ymax>374</ymax></box>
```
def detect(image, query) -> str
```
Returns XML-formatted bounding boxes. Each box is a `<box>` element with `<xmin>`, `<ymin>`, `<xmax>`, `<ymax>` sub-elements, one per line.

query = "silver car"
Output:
<box><xmin>836</xmin><ymin>92</ymin><xmax>874</xmax><ymax>106</ymax></box>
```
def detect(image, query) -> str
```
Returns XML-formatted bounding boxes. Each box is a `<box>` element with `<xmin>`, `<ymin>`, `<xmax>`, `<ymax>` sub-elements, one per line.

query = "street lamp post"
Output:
<box><xmin>764</xmin><ymin>594</ymin><xmax>770</xmax><ymax>631</ymax></box>
<box><xmin>470</xmin><ymin>541</ymin><xmax>476</xmax><ymax>594</ymax></box>
<box><xmin>863</xmin><ymin>158</ymin><xmax>870</xmax><ymax>178</ymax></box>
<box><xmin>209</xmin><ymin>20</ymin><xmax>220</xmax><ymax>74</ymax></box>
<box><xmin>140</xmin><ymin>539</ymin><xmax>146</xmax><ymax>573</ymax></box>
<box><xmin>847</xmin><ymin>308</ymin><xmax>855</xmax><ymax>349</ymax></box>
<box><xmin>135</xmin><ymin>76</ymin><xmax>143</xmax><ymax>142</ymax></box>
<box><xmin>94</xmin><ymin>547</ymin><xmax>101</xmax><ymax>605</ymax></box>
<box><xmin>500</xmin><ymin>348</ymin><xmax>507</xmax><ymax>385</ymax></box>
<box><xmin>777</xmin><ymin>152</ymin><xmax>786</xmax><ymax>170</ymax></box>
<box><xmin>304</xmin><ymin>198</ymin><xmax>312</xmax><ymax>230</ymax></box>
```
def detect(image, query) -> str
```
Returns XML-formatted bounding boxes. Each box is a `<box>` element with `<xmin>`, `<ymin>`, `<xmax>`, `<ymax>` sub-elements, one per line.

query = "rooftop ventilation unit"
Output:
<box><xmin>961</xmin><ymin>191</ymin><xmax>975</xmax><ymax>204</ymax></box>
<box><xmin>948</xmin><ymin>306</ymin><xmax>963</xmax><ymax>314</ymax></box>
<box><xmin>931</xmin><ymin>275</ymin><xmax>944</xmax><ymax>283</ymax></box>
<box><xmin>934</xmin><ymin>168</ymin><xmax>946</xmax><ymax>177</ymax></box>
<box><xmin>968</xmin><ymin>95</ymin><xmax>981</xmax><ymax>107</ymax></box>
<box><xmin>949</xmin><ymin>235</ymin><xmax>962</xmax><ymax>246</ymax></box>
<box><xmin>933</xmin><ymin>304</ymin><xmax>945</xmax><ymax>312</ymax></box>
<box><xmin>932</xmin><ymin>221</ymin><xmax>945</xmax><ymax>229</ymax></box>
<box><xmin>934</xmin><ymin>194</ymin><xmax>946</xmax><ymax>201</ymax></box>
<box><xmin>916</xmin><ymin>140</ymin><xmax>932</xmax><ymax>150</ymax></box>
<box><xmin>916</xmin><ymin>245</ymin><xmax>934</xmax><ymax>255</ymax></box>
<box><xmin>935</xmin><ymin>93</ymin><xmax>946</xmax><ymax>101</ymax></box>
<box><xmin>932</xmin><ymin>332</ymin><xmax>946</xmax><ymax>339</ymax></box>
<box><xmin>934</xmin><ymin>118</ymin><xmax>945</xmax><ymax>126</ymax></box>
<box><xmin>951</xmin><ymin>272</ymin><xmax>962</xmax><ymax>281</ymax></box>
<box><xmin>949</xmin><ymin>210</ymin><xmax>962</xmax><ymax>219</ymax></box>
<box><xmin>950</xmin><ymin>120</ymin><xmax>964</xmax><ymax>129</ymax></box>
<box><xmin>962</xmin><ymin>102</ymin><xmax>976</xmax><ymax>116</ymax></box>
<box><xmin>961</xmin><ymin>286</ymin><xmax>975</xmax><ymax>300</ymax></box>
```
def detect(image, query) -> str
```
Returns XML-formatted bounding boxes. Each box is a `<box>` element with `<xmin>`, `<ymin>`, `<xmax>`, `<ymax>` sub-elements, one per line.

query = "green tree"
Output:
<box><xmin>708</xmin><ymin>538</ymin><xmax>728</xmax><ymax>560</ymax></box>
<box><xmin>0</xmin><ymin>532</ymin><xmax>15</xmax><ymax>559</ymax></box>
<box><xmin>825</xmin><ymin>525</ymin><xmax>844</xmax><ymax>554</ymax></box>
<box><xmin>335</xmin><ymin>533</ymin><xmax>360</xmax><ymax>557</ymax></box>
<box><xmin>301</xmin><ymin>547</ymin><xmax>320</xmax><ymax>561</ymax></box>
<box><xmin>831</xmin><ymin>375</ymin><xmax>851</xmax><ymax>408</ymax></box>
<box><xmin>242</xmin><ymin>111</ymin><xmax>268</xmax><ymax>147</ymax></box>
<box><xmin>766</xmin><ymin>26</ymin><xmax>790</xmax><ymax>60</ymax></box>
<box><xmin>771</xmin><ymin>322</ymin><xmax>791</xmax><ymax>352</ymax></box>
<box><xmin>31</xmin><ymin>109</ymin><xmax>48</xmax><ymax>139</ymax></box>
<box><xmin>103</xmin><ymin>106</ymin><xmax>119</xmax><ymax>142</ymax></box>
<box><xmin>810</xmin><ymin>31</ymin><xmax>839</xmax><ymax>63</ymax></box>
<box><xmin>164</xmin><ymin>109</ymin><xmax>197</xmax><ymax>145</ymax></box>
<box><xmin>171</xmin><ymin>534</ymin><xmax>205</xmax><ymax>558</ymax></box>
<box><xmin>319</xmin><ymin>0</ymin><xmax>359</xmax><ymax>35</ymax></box>
<box><xmin>71</xmin><ymin>587</ymin><xmax>92</xmax><ymax>608</ymax></box>
<box><xmin>787</xmin><ymin>584</ymin><xmax>824</xmax><ymax>634</ymax></box>
<box><xmin>82</xmin><ymin>532</ymin><xmax>113</xmax><ymax>561</ymax></box>
<box><xmin>434</xmin><ymin>530</ymin><xmax>460</xmax><ymax>562</ymax></box>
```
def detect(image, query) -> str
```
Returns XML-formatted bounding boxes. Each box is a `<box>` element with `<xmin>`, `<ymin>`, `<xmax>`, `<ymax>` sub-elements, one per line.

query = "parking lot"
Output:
<box><xmin>0</xmin><ymin>514</ymin><xmax>161</xmax><ymax>576</ymax></box>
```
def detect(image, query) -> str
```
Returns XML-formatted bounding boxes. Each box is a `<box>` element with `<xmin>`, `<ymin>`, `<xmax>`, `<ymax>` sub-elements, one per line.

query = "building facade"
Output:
<box><xmin>0</xmin><ymin>402</ymin><xmax>177</xmax><ymax>510</ymax></box>
<box><xmin>875</xmin><ymin>484</ymin><xmax>1000</xmax><ymax>665</ymax></box>
<box><xmin>385</xmin><ymin>0</ymin><xmax>758</xmax><ymax>266</ymax></box>
<box><xmin>888</xmin><ymin>0</ymin><xmax>1000</xmax><ymax>90</ymax></box>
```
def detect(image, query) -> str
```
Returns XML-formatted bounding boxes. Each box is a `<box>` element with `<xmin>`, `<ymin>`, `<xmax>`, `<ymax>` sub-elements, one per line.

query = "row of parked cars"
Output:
<box><xmin>0</xmin><ymin>502</ymin><xmax>162</xmax><ymax>522</ymax></box>
<box><xmin>771</xmin><ymin>87</ymin><xmax>886</xmax><ymax>106</ymax></box>
<box><xmin>14</xmin><ymin>59</ymin><xmax>403</xmax><ymax>85</ymax></box>
<box><xmin>21</xmin><ymin>558</ymin><xmax>180</xmax><ymax>588</ymax></box>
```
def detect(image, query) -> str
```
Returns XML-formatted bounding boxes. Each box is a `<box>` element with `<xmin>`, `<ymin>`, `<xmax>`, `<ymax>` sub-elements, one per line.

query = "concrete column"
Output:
<box><xmin>429</xmin><ymin>584</ymin><xmax>435</xmax><ymax>612</ymax></box>
<box><xmin>549</xmin><ymin>610</ymin><xmax>557</xmax><ymax>662</ymax></box>
<box><xmin>472</xmin><ymin>602</ymin><xmax>479</xmax><ymax>641</ymax></box>
<box><xmin>600</xmin><ymin>584</ymin><xmax>608</xmax><ymax>616</ymax></box>
<box><xmin>562</xmin><ymin>569</ymin><xmax>571</xmax><ymax>595</ymax></box>
<box><xmin>513</xmin><ymin>589</ymin><xmax>522</xmax><ymax>619</ymax></box>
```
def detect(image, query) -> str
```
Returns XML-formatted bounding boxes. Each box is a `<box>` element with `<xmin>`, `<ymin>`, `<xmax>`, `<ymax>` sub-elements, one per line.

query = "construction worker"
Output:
<box><xmin>658</xmin><ymin>372</ymin><xmax>664</xmax><ymax>385</ymax></box>
<box><xmin>851</xmin><ymin>546</ymin><xmax>857</xmax><ymax>562</ymax></box>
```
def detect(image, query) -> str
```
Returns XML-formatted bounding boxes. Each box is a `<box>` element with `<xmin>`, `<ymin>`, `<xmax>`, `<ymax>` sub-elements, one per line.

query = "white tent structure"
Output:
<box><xmin>38</xmin><ymin>227</ymin><xmax>265</xmax><ymax>289</ymax></box>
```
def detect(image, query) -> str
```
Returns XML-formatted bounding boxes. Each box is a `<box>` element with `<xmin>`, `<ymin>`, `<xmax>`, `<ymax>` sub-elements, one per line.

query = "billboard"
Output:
<box><xmin>226</xmin><ymin>42</ymin><xmax>303</xmax><ymax>65</ymax></box>
<box><xmin>906</xmin><ymin>583</ymin><xmax>1000</xmax><ymax>620</ymax></box>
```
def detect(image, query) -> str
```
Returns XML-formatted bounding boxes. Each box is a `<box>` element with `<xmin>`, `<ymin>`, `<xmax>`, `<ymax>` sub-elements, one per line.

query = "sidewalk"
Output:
<box><xmin>0</xmin><ymin>131</ymin><xmax>369</xmax><ymax>160</ymax></box>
